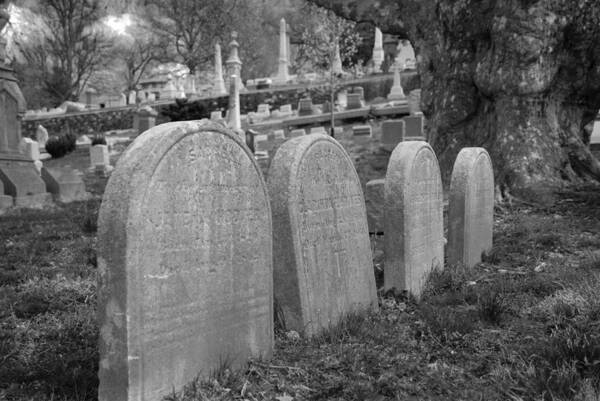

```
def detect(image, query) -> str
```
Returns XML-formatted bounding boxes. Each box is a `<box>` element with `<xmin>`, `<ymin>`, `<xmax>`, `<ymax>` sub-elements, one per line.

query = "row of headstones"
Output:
<box><xmin>96</xmin><ymin>121</ymin><xmax>493</xmax><ymax>400</ymax></box>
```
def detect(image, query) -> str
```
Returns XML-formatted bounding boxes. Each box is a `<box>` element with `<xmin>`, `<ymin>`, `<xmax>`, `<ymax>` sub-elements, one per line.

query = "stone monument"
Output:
<box><xmin>381</xmin><ymin>120</ymin><xmax>405</xmax><ymax>151</ymax></box>
<box><xmin>372</xmin><ymin>27</ymin><xmax>384</xmax><ymax>73</ymax></box>
<box><xmin>384</xmin><ymin>141</ymin><xmax>444</xmax><ymax>298</ymax></box>
<box><xmin>97</xmin><ymin>121</ymin><xmax>273</xmax><ymax>401</ymax></box>
<box><xmin>267</xmin><ymin>133</ymin><xmax>377</xmax><ymax>336</ymax></box>
<box><xmin>225</xmin><ymin>32</ymin><xmax>245</xmax><ymax>92</ymax></box>
<box><xmin>275</xmin><ymin>18</ymin><xmax>289</xmax><ymax>84</ymax></box>
<box><xmin>387</xmin><ymin>63</ymin><xmax>406</xmax><ymax>100</ymax></box>
<box><xmin>227</xmin><ymin>74</ymin><xmax>242</xmax><ymax>136</ymax></box>
<box><xmin>332</xmin><ymin>43</ymin><xmax>343</xmax><ymax>75</ymax></box>
<box><xmin>448</xmin><ymin>148</ymin><xmax>494</xmax><ymax>268</ymax></box>
<box><xmin>213</xmin><ymin>43</ymin><xmax>227</xmax><ymax>96</ymax></box>
<box><xmin>0</xmin><ymin>6</ymin><xmax>51</xmax><ymax>208</ymax></box>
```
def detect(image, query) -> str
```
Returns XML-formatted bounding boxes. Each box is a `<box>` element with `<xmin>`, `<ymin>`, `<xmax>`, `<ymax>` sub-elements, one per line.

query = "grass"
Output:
<box><xmin>1</xmin><ymin>139</ymin><xmax>600</xmax><ymax>400</ymax></box>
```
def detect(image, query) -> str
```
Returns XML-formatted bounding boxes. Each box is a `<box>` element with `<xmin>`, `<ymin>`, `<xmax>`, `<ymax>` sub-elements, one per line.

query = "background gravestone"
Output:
<box><xmin>448</xmin><ymin>147</ymin><xmax>494</xmax><ymax>268</ymax></box>
<box><xmin>97</xmin><ymin>121</ymin><xmax>273</xmax><ymax>401</ymax></box>
<box><xmin>384</xmin><ymin>141</ymin><xmax>444</xmax><ymax>298</ymax></box>
<box><xmin>381</xmin><ymin>120</ymin><xmax>405</xmax><ymax>151</ymax></box>
<box><xmin>268</xmin><ymin>133</ymin><xmax>377</xmax><ymax>337</ymax></box>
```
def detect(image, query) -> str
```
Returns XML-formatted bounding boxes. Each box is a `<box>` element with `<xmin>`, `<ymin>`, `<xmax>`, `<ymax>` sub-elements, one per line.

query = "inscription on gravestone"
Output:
<box><xmin>384</xmin><ymin>141</ymin><xmax>443</xmax><ymax>298</ymax></box>
<box><xmin>268</xmin><ymin>134</ymin><xmax>377</xmax><ymax>337</ymax></box>
<box><xmin>448</xmin><ymin>147</ymin><xmax>494</xmax><ymax>268</ymax></box>
<box><xmin>97</xmin><ymin>121</ymin><xmax>273</xmax><ymax>401</ymax></box>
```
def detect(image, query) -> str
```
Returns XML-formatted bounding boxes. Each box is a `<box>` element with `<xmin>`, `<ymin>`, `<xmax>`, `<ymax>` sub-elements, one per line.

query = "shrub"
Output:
<box><xmin>44</xmin><ymin>135</ymin><xmax>70</xmax><ymax>158</ymax></box>
<box><xmin>64</xmin><ymin>131</ymin><xmax>77</xmax><ymax>152</ymax></box>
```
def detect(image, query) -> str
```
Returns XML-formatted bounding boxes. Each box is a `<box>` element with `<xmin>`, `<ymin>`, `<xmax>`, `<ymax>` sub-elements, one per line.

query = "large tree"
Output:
<box><xmin>307</xmin><ymin>0</ymin><xmax>600</xmax><ymax>201</ymax></box>
<box><xmin>14</xmin><ymin>0</ymin><xmax>111</xmax><ymax>105</ymax></box>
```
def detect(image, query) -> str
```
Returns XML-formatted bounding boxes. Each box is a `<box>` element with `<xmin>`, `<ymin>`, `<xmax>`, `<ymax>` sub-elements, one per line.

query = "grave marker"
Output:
<box><xmin>384</xmin><ymin>141</ymin><xmax>443</xmax><ymax>298</ymax></box>
<box><xmin>448</xmin><ymin>148</ymin><xmax>494</xmax><ymax>267</ymax></box>
<box><xmin>310</xmin><ymin>126</ymin><xmax>327</xmax><ymax>135</ymax></box>
<box><xmin>346</xmin><ymin>93</ymin><xmax>362</xmax><ymax>110</ymax></box>
<box><xmin>403</xmin><ymin>115</ymin><xmax>424</xmax><ymax>138</ymax></box>
<box><xmin>297</xmin><ymin>98</ymin><xmax>313</xmax><ymax>116</ymax></box>
<box><xmin>381</xmin><ymin>120</ymin><xmax>405</xmax><ymax>151</ymax></box>
<box><xmin>268</xmin><ymin>133</ymin><xmax>377</xmax><ymax>336</ymax></box>
<box><xmin>288</xmin><ymin>128</ymin><xmax>306</xmax><ymax>138</ymax></box>
<box><xmin>97</xmin><ymin>121</ymin><xmax>273</xmax><ymax>401</ymax></box>
<box><xmin>41</xmin><ymin>166</ymin><xmax>89</xmax><ymax>203</ymax></box>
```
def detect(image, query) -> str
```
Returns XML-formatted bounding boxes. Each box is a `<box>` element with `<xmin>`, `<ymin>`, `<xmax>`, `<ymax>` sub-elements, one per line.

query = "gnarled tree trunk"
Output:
<box><xmin>307</xmin><ymin>0</ymin><xmax>600</xmax><ymax>201</ymax></box>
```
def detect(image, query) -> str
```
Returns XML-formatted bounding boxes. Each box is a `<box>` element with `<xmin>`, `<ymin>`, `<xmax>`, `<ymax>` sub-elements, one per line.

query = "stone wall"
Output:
<box><xmin>22</xmin><ymin>107</ymin><xmax>137</xmax><ymax>138</ymax></box>
<box><xmin>21</xmin><ymin>72</ymin><xmax>420</xmax><ymax>137</ymax></box>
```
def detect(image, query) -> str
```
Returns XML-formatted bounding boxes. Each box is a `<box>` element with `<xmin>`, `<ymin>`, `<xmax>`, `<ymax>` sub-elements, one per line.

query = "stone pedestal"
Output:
<box><xmin>41</xmin><ymin>166</ymin><xmax>89</xmax><ymax>203</ymax></box>
<box><xmin>388</xmin><ymin>64</ymin><xmax>406</xmax><ymax>100</ymax></box>
<box><xmin>0</xmin><ymin>63</ymin><xmax>51</xmax><ymax>208</ymax></box>
<box><xmin>274</xmin><ymin>18</ymin><xmax>289</xmax><ymax>84</ymax></box>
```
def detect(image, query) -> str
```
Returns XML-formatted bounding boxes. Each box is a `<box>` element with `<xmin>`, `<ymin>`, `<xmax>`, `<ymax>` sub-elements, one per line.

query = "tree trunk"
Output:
<box><xmin>306</xmin><ymin>0</ymin><xmax>600</xmax><ymax>201</ymax></box>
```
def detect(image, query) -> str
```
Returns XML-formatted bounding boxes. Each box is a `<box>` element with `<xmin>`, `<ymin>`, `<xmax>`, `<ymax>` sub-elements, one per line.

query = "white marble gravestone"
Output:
<box><xmin>97</xmin><ymin>121</ymin><xmax>273</xmax><ymax>401</ymax></box>
<box><xmin>448</xmin><ymin>147</ymin><xmax>494</xmax><ymax>267</ymax></box>
<box><xmin>384</xmin><ymin>141</ymin><xmax>444</xmax><ymax>298</ymax></box>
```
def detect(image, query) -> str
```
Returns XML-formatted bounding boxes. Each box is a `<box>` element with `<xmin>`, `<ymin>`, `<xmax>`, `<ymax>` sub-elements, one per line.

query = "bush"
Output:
<box><xmin>45</xmin><ymin>132</ymin><xmax>78</xmax><ymax>159</ymax></box>
<box><xmin>44</xmin><ymin>135</ymin><xmax>69</xmax><ymax>158</ymax></box>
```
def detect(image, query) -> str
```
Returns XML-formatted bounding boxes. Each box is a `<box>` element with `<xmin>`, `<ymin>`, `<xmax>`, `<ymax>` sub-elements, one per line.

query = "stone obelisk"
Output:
<box><xmin>387</xmin><ymin>62</ymin><xmax>406</xmax><ymax>100</ymax></box>
<box><xmin>227</xmin><ymin>74</ymin><xmax>242</xmax><ymax>138</ymax></box>
<box><xmin>372</xmin><ymin>27</ymin><xmax>384</xmax><ymax>73</ymax></box>
<box><xmin>225</xmin><ymin>31</ymin><xmax>245</xmax><ymax>92</ymax></box>
<box><xmin>275</xmin><ymin>18</ymin><xmax>289</xmax><ymax>84</ymax></box>
<box><xmin>213</xmin><ymin>43</ymin><xmax>227</xmax><ymax>96</ymax></box>
<box><xmin>0</xmin><ymin>5</ymin><xmax>51</xmax><ymax>209</ymax></box>
<box><xmin>332</xmin><ymin>43</ymin><xmax>343</xmax><ymax>75</ymax></box>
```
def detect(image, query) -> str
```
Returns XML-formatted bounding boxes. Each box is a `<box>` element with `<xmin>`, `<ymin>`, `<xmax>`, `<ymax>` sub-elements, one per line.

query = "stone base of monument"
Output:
<box><xmin>0</xmin><ymin>158</ymin><xmax>53</xmax><ymax>208</ymax></box>
<box><xmin>387</xmin><ymin>89</ymin><xmax>406</xmax><ymax>101</ymax></box>
<box><xmin>42</xmin><ymin>167</ymin><xmax>90</xmax><ymax>203</ymax></box>
<box><xmin>14</xmin><ymin>192</ymin><xmax>53</xmax><ymax>208</ymax></box>
<box><xmin>0</xmin><ymin>194</ymin><xmax>13</xmax><ymax>210</ymax></box>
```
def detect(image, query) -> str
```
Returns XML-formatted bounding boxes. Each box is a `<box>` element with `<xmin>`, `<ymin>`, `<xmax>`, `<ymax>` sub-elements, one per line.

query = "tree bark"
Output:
<box><xmin>307</xmin><ymin>0</ymin><xmax>600</xmax><ymax>201</ymax></box>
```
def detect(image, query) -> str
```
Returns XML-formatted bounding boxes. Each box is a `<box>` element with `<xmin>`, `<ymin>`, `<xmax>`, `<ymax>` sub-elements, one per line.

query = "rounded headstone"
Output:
<box><xmin>97</xmin><ymin>120</ymin><xmax>273</xmax><ymax>401</ymax></box>
<box><xmin>448</xmin><ymin>147</ymin><xmax>494</xmax><ymax>267</ymax></box>
<box><xmin>268</xmin><ymin>133</ymin><xmax>377</xmax><ymax>337</ymax></box>
<box><xmin>384</xmin><ymin>141</ymin><xmax>444</xmax><ymax>298</ymax></box>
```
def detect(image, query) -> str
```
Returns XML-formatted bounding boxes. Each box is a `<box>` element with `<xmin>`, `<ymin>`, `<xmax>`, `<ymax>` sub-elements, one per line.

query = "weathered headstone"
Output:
<box><xmin>297</xmin><ymin>98</ymin><xmax>313</xmax><ymax>116</ymax></box>
<box><xmin>210</xmin><ymin>110</ymin><xmax>224</xmax><ymax>121</ymax></box>
<box><xmin>352</xmin><ymin>125</ymin><xmax>372</xmax><ymax>139</ymax></box>
<box><xmin>381</xmin><ymin>120</ymin><xmax>405</xmax><ymax>151</ymax></box>
<box><xmin>279</xmin><ymin>104</ymin><xmax>293</xmax><ymax>117</ymax></box>
<box><xmin>133</xmin><ymin>106</ymin><xmax>158</xmax><ymax>137</ymax></box>
<box><xmin>387</xmin><ymin>64</ymin><xmax>406</xmax><ymax>100</ymax></box>
<box><xmin>20</xmin><ymin>137</ymin><xmax>39</xmax><ymax>161</ymax></box>
<box><xmin>97</xmin><ymin>121</ymin><xmax>273</xmax><ymax>401</ymax></box>
<box><xmin>384</xmin><ymin>141</ymin><xmax>444</xmax><ymax>298</ymax></box>
<box><xmin>41</xmin><ymin>166</ymin><xmax>89</xmax><ymax>203</ymax></box>
<box><xmin>90</xmin><ymin>144</ymin><xmax>112</xmax><ymax>175</ymax></box>
<box><xmin>268</xmin><ymin>133</ymin><xmax>377</xmax><ymax>336</ymax></box>
<box><xmin>352</xmin><ymin>86</ymin><xmax>365</xmax><ymax>100</ymax></box>
<box><xmin>36</xmin><ymin>124</ymin><xmax>48</xmax><ymax>149</ymax></box>
<box><xmin>448</xmin><ymin>148</ymin><xmax>494</xmax><ymax>268</ymax></box>
<box><xmin>257</xmin><ymin>104</ymin><xmax>270</xmax><ymax>117</ymax></box>
<box><xmin>272</xmin><ymin>129</ymin><xmax>285</xmax><ymax>140</ymax></box>
<box><xmin>288</xmin><ymin>128</ymin><xmax>306</xmax><ymax>138</ymax></box>
<box><xmin>403</xmin><ymin>115</ymin><xmax>424</xmax><ymax>138</ymax></box>
<box><xmin>254</xmin><ymin>133</ymin><xmax>269</xmax><ymax>152</ymax></box>
<box><xmin>365</xmin><ymin>179</ymin><xmax>385</xmax><ymax>234</ymax></box>
<box><xmin>310</xmin><ymin>126</ymin><xmax>327</xmax><ymax>135</ymax></box>
<box><xmin>346</xmin><ymin>93</ymin><xmax>362</xmax><ymax>110</ymax></box>
<box><xmin>408</xmin><ymin>89</ymin><xmax>422</xmax><ymax>115</ymax></box>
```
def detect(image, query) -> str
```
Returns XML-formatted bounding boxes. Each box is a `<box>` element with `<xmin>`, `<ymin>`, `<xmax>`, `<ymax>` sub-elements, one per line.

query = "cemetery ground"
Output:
<box><xmin>1</xmin><ymin>126</ymin><xmax>599</xmax><ymax>401</ymax></box>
